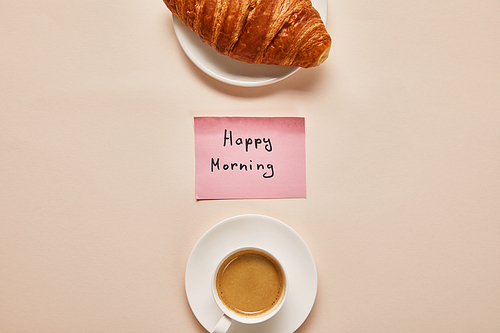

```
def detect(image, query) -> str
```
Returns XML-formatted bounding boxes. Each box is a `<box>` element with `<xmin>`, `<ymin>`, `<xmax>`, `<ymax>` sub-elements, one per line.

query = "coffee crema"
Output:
<box><xmin>215</xmin><ymin>249</ymin><xmax>285</xmax><ymax>317</ymax></box>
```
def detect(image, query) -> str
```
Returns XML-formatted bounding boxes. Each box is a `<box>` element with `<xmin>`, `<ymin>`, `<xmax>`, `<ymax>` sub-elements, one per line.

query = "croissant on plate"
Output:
<box><xmin>164</xmin><ymin>0</ymin><xmax>331</xmax><ymax>68</ymax></box>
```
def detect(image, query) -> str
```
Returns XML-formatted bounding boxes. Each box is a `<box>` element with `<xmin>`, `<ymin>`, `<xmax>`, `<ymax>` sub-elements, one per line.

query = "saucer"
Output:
<box><xmin>185</xmin><ymin>214</ymin><xmax>318</xmax><ymax>333</ymax></box>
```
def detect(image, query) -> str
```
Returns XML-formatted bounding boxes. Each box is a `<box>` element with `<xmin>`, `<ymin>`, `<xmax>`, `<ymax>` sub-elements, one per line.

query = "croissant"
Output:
<box><xmin>164</xmin><ymin>0</ymin><xmax>331</xmax><ymax>68</ymax></box>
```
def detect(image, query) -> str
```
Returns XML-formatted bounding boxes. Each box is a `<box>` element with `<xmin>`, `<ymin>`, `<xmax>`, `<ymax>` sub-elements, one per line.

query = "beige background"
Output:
<box><xmin>1</xmin><ymin>0</ymin><xmax>499</xmax><ymax>332</ymax></box>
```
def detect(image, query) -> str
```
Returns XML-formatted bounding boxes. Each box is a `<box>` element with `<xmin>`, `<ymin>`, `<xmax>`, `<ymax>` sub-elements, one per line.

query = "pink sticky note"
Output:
<box><xmin>194</xmin><ymin>117</ymin><xmax>306</xmax><ymax>200</ymax></box>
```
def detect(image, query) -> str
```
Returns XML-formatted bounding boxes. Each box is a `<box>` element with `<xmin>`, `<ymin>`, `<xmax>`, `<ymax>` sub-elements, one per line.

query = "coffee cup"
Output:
<box><xmin>211</xmin><ymin>247</ymin><xmax>287</xmax><ymax>333</ymax></box>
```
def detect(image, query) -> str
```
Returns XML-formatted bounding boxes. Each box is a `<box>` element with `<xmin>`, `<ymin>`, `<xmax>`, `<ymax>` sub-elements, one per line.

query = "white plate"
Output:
<box><xmin>185</xmin><ymin>214</ymin><xmax>318</xmax><ymax>333</ymax></box>
<box><xmin>171</xmin><ymin>0</ymin><xmax>328</xmax><ymax>87</ymax></box>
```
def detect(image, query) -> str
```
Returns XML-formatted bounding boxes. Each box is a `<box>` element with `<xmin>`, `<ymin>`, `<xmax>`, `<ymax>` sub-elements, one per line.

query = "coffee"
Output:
<box><xmin>215</xmin><ymin>249</ymin><xmax>285</xmax><ymax>317</ymax></box>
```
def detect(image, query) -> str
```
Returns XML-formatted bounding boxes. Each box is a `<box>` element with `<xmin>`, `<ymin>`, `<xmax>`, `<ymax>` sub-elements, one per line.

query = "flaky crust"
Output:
<box><xmin>164</xmin><ymin>0</ymin><xmax>331</xmax><ymax>68</ymax></box>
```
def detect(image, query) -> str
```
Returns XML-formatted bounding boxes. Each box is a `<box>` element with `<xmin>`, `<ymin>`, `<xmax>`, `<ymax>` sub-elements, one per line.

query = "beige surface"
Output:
<box><xmin>1</xmin><ymin>1</ymin><xmax>499</xmax><ymax>332</ymax></box>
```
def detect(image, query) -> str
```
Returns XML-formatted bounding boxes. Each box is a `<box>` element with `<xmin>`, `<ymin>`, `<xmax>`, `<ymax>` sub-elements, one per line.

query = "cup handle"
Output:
<box><xmin>211</xmin><ymin>314</ymin><xmax>232</xmax><ymax>333</ymax></box>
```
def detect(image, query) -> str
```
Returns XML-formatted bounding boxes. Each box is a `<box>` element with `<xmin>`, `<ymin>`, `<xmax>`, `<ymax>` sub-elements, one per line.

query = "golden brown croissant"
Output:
<box><xmin>164</xmin><ymin>0</ymin><xmax>331</xmax><ymax>68</ymax></box>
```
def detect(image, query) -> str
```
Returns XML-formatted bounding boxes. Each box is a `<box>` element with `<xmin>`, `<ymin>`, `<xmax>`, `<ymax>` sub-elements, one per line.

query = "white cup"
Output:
<box><xmin>211</xmin><ymin>247</ymin><xmax>287</xmax><ymax>333</ymax></box>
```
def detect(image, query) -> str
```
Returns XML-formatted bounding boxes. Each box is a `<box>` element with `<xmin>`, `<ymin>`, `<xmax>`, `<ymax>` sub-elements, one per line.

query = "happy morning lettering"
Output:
<box><xmin>210</xmin><ymin>129</ymin><xmax>275</xmax><ymax>178</ymax></box>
